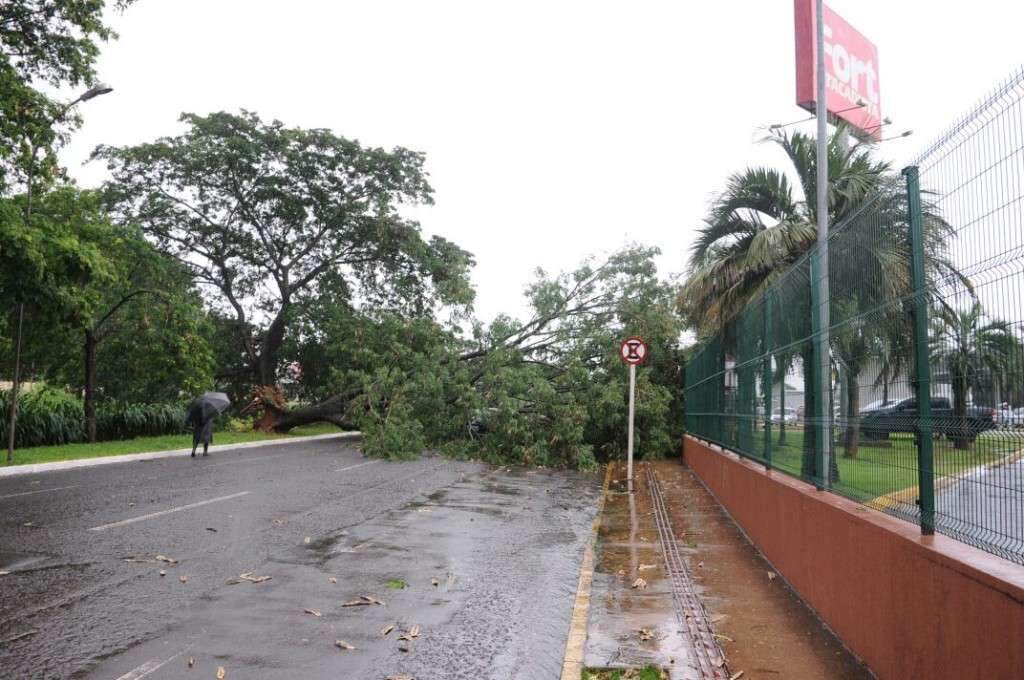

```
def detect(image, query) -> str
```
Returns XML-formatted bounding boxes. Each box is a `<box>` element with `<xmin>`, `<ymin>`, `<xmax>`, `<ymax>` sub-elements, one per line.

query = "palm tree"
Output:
<box><xmin>680</xmin><ymin>124</ymin><xmax>889</xmax><ymax>333</ymax></box>
<box><xmin>931</xmin><ymin>303</ymin><xmax>1013</xmax><ymax>449</ymax></box>
<box><xmin>682</xmin><ymin>124</ymin><xmax>889</xmax><ymax>479</ymax></box>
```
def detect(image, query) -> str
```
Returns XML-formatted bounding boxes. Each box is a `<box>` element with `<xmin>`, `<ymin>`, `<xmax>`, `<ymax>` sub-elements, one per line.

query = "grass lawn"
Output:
<box><xmin>582</xmin><ymin>668</ymin><xmax>666</xmax><ymax>680</ymax></box>
<box><xmin>2</xmin><ymin>422</ymin><xmax>344</xmax><ymax>467</ymax></box>
<box><xmin>761</xmin><ymin>428</ymin><xmax>1023</xmax><ymax>501</ymax></box>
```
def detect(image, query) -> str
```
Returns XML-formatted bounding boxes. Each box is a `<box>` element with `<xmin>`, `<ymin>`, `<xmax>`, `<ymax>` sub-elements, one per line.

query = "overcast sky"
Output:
<box><xmin>60</xmin><ymin>0</ymin><xmax>1024</xmax><ymax>322</ymax></box>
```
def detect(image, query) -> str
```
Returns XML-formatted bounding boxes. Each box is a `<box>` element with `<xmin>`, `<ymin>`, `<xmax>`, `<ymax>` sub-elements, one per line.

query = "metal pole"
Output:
<box><xmin>6</xmin><ymin>303</ymin><xmax>24</xmax><ymax>463</ymax></box>
<box><xmin>627</xmin><ymin>363</ymin><xmax>636</xmax><ymax>492</ymax></box>
<box><xmin>763</xmin><ymin>295</ymin><xmax>773</xmax><ymax>469</ymax></box>
<box><xmin>903</xmin><ymin>165</ymin><xmax>935</xmax><ymax>534</ymax></box>
<box><xmin>6</xmin><ymin>143</ymin><xmax>35</xmax><ymax>464</ymax></box>
<box><xmin>813</xmin><ymin>0</ymin><xmax>832</xmax><ymax>488</ymax></box>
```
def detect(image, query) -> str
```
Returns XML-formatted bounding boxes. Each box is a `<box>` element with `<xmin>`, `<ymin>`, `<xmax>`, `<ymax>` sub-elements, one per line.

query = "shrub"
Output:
<box><xmin>0</xmin><ymin>385</ymin><xmax>187</xmax><ymax>448</ymax></box>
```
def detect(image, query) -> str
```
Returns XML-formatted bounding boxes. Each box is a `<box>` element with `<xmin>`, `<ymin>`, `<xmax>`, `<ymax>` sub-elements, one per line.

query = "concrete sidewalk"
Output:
<box><xmin>578</xmin><ymin>460</ymin><xmax>872</xmax><ymax>679</ymax></box>
<box><xmin>0</xmin><ymin>431</ymin><xmax>361</xmax><ymax>478</ymax></box>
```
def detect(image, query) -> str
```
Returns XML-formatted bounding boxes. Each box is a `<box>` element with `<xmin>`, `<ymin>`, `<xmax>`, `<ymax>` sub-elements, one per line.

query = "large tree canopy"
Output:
<box><xmin>93</xmin><ymin>110</ymin><xmax>475</xmax><ymax>386</ymax></box>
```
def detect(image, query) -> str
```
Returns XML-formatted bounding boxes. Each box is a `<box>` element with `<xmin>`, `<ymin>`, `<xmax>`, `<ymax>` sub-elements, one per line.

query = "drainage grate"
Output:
<box><xmin>645</xmin><ymin>464</ymin><xmax>729</xmax><ymax>679</ymax></box>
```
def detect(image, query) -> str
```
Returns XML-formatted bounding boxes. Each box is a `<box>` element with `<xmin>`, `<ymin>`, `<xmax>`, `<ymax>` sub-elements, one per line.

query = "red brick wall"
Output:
<box><xmin>683</xmin><ymin>435</ymin><xmax>1024</xmax><ymax>680</ymax></box>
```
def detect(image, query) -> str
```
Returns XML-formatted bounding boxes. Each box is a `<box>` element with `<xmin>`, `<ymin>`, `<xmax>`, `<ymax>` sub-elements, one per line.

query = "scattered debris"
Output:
<box><xmin>431</xmin><ymin>578</ymin><xmax>439</xmax><ymax>587</ymax></box>
<box><xmin>303</xmin><ymin>536</ymin><xmax>311</xmax><ymax>544</ymax></box>
<box><xmin>381</xmin><ymin>623</ymin><xmax>396</xmax><ymax>637</ymax></box>
<box><xmin>303</xmin><ymin>608</ymin><xmax>321</xmax><ymax>617</ymax></box>
<box><xmin>713</xmin><ymin>633</ymin><xmax>734</xmax><ymax>643</ymax></box>
<box><xmin>697</xmin><ymin>561</ymin><xmax>705</xmax><ymax>568</ymax></box>
<box><xmin>0</xmin><ymin>571</ymin><xmax>10</xmax><ymax>577</ymax></box>
<box><xmin>159</xmin><ymin>570</ymin><xmax>167</xmax><ymax>577</ymax></box>
<box><xmin>384</xmin><ymin>579</ymin><xmax>408</xmax><ymax>590</ymax></box>
<box><xmin>187</xmin><ymin>656</ymin><xmax>195</xmax><ymax>668</ymax></box>
<box><xmin>638</xmin><ymin>563</ymin><xmax>657</xmax><ymax>571</ymax></box>
<box><xmin>216</xmin><ymin>667</ymin><xmax>226</xmax><ymax>679</ymax></box>
<box><xmin>123</xmin><ymin>557</ymin><xmax>155</xmax><ymax>564</ymax></box>
<box><xmin>386</xmin><ymin>675</ymin><xmax>414</xmax><ymax>680</ymax></box>
<box><xmin>334</xmin><ymin>639</ymin><xmax>355</xmax><ymax>650</ymax></box>
<box><xmin>179</xmin><ymin>575</ymin><xmax>188</xmax><ymax>584</ymax></box>
<box><xmin>224</xmin><ymin>578</ymin><xmax>241</xmax><ymax>586</ymax></box>
<box><xmin>238</xmin><ymin>572</ymin><xmax>272</xmax><ymax>584</ymax></box>
<box><xmin>398</xmin><ymin>625</ymin><xmax>420</xmax><ymax>641</ymax></box>
<box><xmin>397</xmin><ymin>641</ymin><xmax>411</xmax><ymax>653</ymax></box>
<box><xmin>767</xmin><ymin>571</ymin><xmax>777</xmax><ymax>583</ymax></box>
<box><xmin>638</xmin><ymin>627</ymin><xmax>655</xmax><ymax>641</ymax></box>
<box><xmin>22</xmin><ymin>521</ymin><xmax>33</xmax><ymax>527</ymax></box>
<box><xmin>156</xmin><ymin>555</ymin><xmax>179</xmax><ymax>565</ymax></box>
<box><xmin>205</xmin><ymin>527</ymin><xmax>218</xmax><ymax>532</ymax></box>
<box><xmin>631</xmin><ymin>577</ymin><xmax>647</xmax><ymax>590</ymax></box>
<box><xmin>328</xmin><ymin>576</ymin><xmax>337</xmax><ymax>584</ymax></box>
<box><xmin>272</xmin><ymin>518</ymin><xmax>285</xmax><ymax>525</ymax></box>
<box><xmin>729</xmin><ymin>672</ymin><xmax>745</xmax><ymax>680</ymax></box>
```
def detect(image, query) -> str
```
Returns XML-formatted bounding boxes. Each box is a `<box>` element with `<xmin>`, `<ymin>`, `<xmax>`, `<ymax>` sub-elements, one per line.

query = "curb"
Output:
<box><xmin>560</xmin><ymin>462</ymin><xmax>613</xmax><ymax>680</ymax></box>
<box><xmin>0</xmin><ymin>432</ymin><xmax>362</xmax><ymax>478</ymax></box>
<box><xmin>865</xmin><ymin>444</ymin><xmax>1024</xmax><ymax>511</ymax></box>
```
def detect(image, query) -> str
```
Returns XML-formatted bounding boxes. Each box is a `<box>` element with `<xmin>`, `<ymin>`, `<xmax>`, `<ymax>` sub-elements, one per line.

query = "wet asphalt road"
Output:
<box><xmin>0</xmin><ymin>438</ymin><xmax>601</xmax><ymax>679</ymax></box>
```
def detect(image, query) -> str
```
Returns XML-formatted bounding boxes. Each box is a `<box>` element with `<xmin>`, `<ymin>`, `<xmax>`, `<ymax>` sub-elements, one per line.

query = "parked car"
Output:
<box><xmin>859</xmin><ymin>397</ymin><xmax>997</xmax><ymax>443</ymax></box>
<box><xmin>996</xmin><ymin>404</ymin><xmax>1024</xmax><ymax>428</ymax></box>
<box><xmin>771</xmin><ymin>408</ymin><xmax>798</xmax><ymax>424</ymax></box>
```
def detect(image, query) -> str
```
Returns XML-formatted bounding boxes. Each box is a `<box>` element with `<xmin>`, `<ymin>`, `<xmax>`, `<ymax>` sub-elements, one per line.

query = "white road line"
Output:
<box><xmin>114</xmin><ymin>650</ymin><xmax>186</xmax><ymax>680</ymax></box>
<box><xmin>0</xmin><ymin>485</ymin><xmax>77</xmax><ymax>500</ymax></box>
<box><xmin>334</xmin><ymin>460</ymin><xmax>381</xmax><ymax>473</ymax></box>
<box><xmin>89</xmin><ymin>492</ymin><xmax>250</xmax><ymax>531</ymax></box>
<box><xmin>204</xmin><ymin>451</ymin><xmax>303</xmax><ymax>467</ymax></box>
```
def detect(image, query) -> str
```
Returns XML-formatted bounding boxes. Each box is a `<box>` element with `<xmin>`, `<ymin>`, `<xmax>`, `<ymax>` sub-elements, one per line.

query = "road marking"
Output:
<box><xmin>334</xmin><ymin>460</ymin><xmax>380</xmax><ymax>473</ymax></box>
<box><xmin>89</xmin><ymin>492</ymin><xmax>250</xmax><ymax>531</ymax></box>
<box><xmin>114</xmin><ymin>650</ymin><xmax>186</xmax><ymax>679</ymax></box>
<box><xmin>0</xmin><ymin>485</ymin><xmax>77</xmax><ymax>500</ymax></box>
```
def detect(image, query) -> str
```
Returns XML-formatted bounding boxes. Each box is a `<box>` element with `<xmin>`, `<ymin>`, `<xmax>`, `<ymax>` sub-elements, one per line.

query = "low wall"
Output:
<box><xmin>682</xmin><ymin>435</ymin><xmax>1024</xmax><ymax>680</ymax></box>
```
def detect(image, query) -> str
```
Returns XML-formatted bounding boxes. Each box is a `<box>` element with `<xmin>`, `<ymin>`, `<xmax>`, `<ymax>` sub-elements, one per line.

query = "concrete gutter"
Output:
<box><xmin>0</xmin><ymin>432</ymin><xmax>362</xmax><ymax>478</ymax></box>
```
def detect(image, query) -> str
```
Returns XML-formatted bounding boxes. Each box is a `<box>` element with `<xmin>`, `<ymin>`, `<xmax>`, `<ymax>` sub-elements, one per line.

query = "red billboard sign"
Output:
<box><xmin>794</xmin><ymin>0</ymin><xmax>881</xmax><ymax>139</ymax></box>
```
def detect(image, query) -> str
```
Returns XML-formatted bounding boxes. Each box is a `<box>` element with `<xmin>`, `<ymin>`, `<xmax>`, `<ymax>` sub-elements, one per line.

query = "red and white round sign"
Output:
<box><xmin>619</xmin><ymin>336</ymin><xmax>648</xmax><ymax>365</ymax></box>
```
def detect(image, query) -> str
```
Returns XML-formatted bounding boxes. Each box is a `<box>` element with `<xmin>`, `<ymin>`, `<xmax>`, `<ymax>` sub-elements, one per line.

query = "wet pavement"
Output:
<box><xmin>0</xmin><ymin>440</ymin><xmax>601</xmax><ymax>679</ymax></box>
<box><xmin>653</xmin><ymin>460</ymin><xmax>873</xmax><ymax>680</ymax></box>
<box><xmin>584</xmin><ymin>460</ymin><xmax>873</xmax><ymax>680</ymax></box>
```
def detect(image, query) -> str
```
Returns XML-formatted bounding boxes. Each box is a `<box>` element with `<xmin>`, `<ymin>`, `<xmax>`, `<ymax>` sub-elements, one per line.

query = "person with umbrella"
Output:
<box><xmin>186</xmin><ymin>392</ymin><xmax>231</xmax><ymax>457</ymax></box>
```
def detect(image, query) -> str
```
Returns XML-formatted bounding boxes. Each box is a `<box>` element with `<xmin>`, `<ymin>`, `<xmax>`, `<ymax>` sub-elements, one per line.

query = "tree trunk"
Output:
<box><xmin>952</xmin><ymin>369</ymin><xmax>969</xmax><ymax>450</ymax></box>
<box><xmin>842</xmin><ymin>367</ymin><xmax>861</xmax><ymax>459</ymax></box>
<box><xmin>84</xmin><ymin>330</ymin><xmax>98</xmax><ymax>443</ymax></box>
<box><xmin>257</xmin><ymin>301</ymin><xmax>290</xmax><ymax>387</ymax></box>
<box><xmin>777</xmin><ymin>367</ymin><xmax>787</xmax><ymax>445</ymax></box>
<box><xmin>801</xmin><ymin>346</ymin><xmax>816</xmax><ymax>479</ymax></box>
<box><xmin>268</xmin><ymin>394</ymin><xmax>356</xmax><ymax>432</ymax></box>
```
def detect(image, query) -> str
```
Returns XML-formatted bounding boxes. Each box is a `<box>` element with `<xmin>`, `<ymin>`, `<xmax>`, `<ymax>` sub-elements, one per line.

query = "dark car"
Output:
<box><xmin>859</xmin><ymin>397</ymin><xmax>997</xmax><ymax>443</ymax></box>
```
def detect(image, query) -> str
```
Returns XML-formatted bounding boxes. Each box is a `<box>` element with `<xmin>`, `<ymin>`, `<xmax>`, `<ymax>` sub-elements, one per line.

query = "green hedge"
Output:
<box><xmin>0</xmin><ymin>386</ymin><xmax>187</xmax><ymax>448</ymax></box>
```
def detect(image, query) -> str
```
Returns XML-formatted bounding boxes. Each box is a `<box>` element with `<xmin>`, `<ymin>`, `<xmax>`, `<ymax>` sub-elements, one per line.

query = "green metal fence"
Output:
<box><xmin>684</xmin><ymin>67</ymin><xmax>1024</xmax><ymax>566</ymax></box>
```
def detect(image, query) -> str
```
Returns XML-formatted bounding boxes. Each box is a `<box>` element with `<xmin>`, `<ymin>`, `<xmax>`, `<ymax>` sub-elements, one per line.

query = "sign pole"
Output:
<box><xmin>619</xmin><ymin>336</ymin><xmax>648</xmax><ymax>494</ymax></box>
<box><xmin>627</xmin><ymin>363</ymin><xmax>636</xmax><ymax>492</ymax></box>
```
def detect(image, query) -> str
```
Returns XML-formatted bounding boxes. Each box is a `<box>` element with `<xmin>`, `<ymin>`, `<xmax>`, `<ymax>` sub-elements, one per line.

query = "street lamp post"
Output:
<box><xmin>6</xmin><ymin>83</ymin><xmax>113</xmax><ymax>463</ymax></box>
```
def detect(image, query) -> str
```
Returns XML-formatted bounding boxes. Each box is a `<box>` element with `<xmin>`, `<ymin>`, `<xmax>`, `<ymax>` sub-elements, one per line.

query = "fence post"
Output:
<box><xmin>903</xmin><ymin>165</ymin><xmax>935</xmax><ymax>535</ymax></box>
<box><xmin>763</xmin><ymin>294</ymin><xmax>773</xmax><ymax>469</ymax></box>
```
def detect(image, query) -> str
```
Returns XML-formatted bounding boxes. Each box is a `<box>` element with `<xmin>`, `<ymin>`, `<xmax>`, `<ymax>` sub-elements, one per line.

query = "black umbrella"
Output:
<box><xmin>188</xmin><ymin>392</ymin><xmax>231</xmax><ymax>423</ymax></box>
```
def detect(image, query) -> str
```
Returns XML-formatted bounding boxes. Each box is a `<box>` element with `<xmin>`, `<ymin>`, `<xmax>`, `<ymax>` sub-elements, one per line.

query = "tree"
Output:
<box><xmin>93</xmin><ymin>110</ymin><xmax>475</xmax><ymax>389</ymax></box>
<box><xmin>2</xmin><ymin>188</ymin><xmax>214</xmax><ymax>441</ymax></box>
<box><xmin>0</xmin><ymin>0</ymin><xmax>133</xmax><ymax>192</ymax></box>
<box><xmin>931</xmin><ymin>303</ymin><xmax>1013</xmax><ymax>449</ymax></box>
<box><xmin>278</xmin><ymin>246</ymin><xmax>683</xmax><ymax>468</ymax></box>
